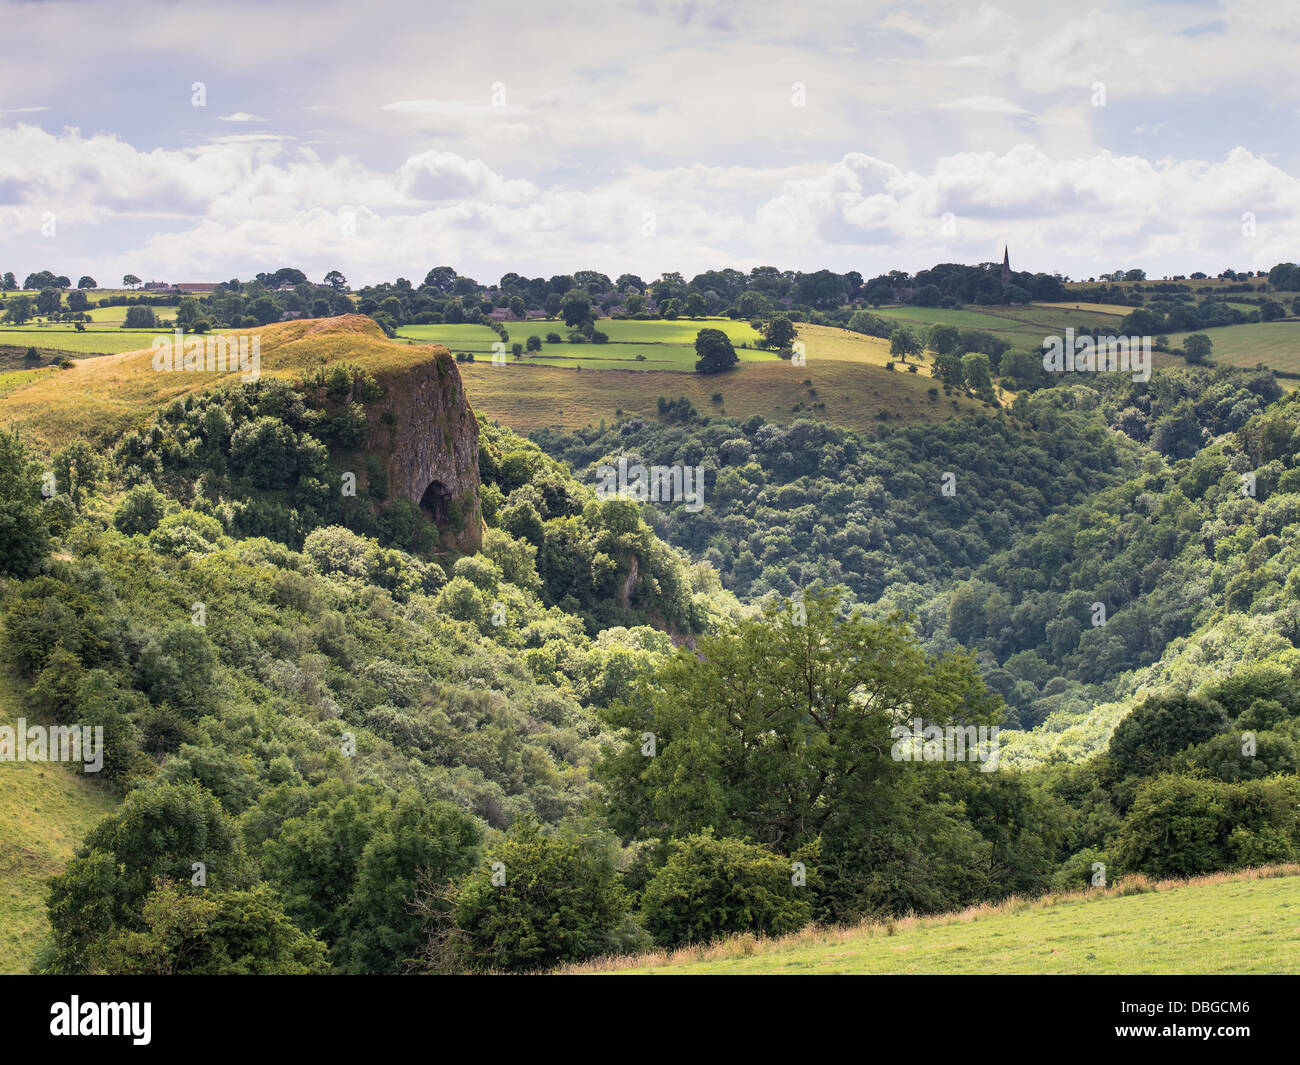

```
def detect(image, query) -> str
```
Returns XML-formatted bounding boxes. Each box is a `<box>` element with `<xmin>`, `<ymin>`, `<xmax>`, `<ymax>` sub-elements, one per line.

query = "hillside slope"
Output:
<box><xmin>0</xmin><ymin>664</ymin><xmax>115</xmax><ymax>974</ymax></box>
<box><xmin>568</xmin><ymin>866</ymin><xmax>1300</xmax><ymax>974</ymax></box>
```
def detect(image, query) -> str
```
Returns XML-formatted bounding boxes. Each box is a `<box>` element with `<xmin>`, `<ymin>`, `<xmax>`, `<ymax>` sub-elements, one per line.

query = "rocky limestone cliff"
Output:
<box><xmin>366</xmin><ymin>346</ymin><xmax>483</xmax><ymax>554</ymax></box>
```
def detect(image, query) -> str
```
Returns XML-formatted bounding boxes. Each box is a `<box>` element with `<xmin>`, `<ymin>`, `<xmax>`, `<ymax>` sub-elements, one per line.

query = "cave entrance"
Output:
<box><xmin>419</xmin><ymin>480</ymin><xmax>452</xmax><ymax>525</ymax></box>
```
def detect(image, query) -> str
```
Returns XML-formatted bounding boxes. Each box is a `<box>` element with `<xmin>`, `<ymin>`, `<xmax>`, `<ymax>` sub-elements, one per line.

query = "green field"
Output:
<box><xmin>395</xmin><ymin>317</ymin><xmax>767</xmax><ymax>371</ymax></box>
<box><xmin>454</xmin><ymin>319</ymin><xmax>992</xmax><ymax>433</ymax></box>
<box><xmin>0</xmin><ymin>664</ymin><xmax>116</xmax><ymax>974</ymax></box>
<box><xmin>81</xmin><ymin>303</ymin><xmax>178</xmax><ymax>326</ymax></box>
<box><xmin>871</xmin><ymin>303</ymin><xmax>1129</xmax><ymax>350</ymax></box>
<box><xmin>566</xmin><ymin>867</ymin><xmax>1300</xmax><ymax>974</ymax></box>
<box><xmin>1169</xmin><ymin>322</ymin><xmax>1300</xmax><ymax>375</ymax></box>
<box><xmin>0</xmin><ymin>329</ymin><xmax>169</xmax><ymax>355</ymax></box>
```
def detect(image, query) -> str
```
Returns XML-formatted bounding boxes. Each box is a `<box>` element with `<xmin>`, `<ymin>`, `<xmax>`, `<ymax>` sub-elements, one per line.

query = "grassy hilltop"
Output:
<box><xmin>0</xmin><ymin>315</ymin><xmax>439</xmax><ymax>450</ymax></box>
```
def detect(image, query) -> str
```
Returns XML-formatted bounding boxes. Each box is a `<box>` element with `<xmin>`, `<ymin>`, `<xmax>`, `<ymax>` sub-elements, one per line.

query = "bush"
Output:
<box><xmin>1107</xmin><ymin>693</ymin><xmax>1228</xmax><ymax>780</ymax></box>
<box><xmin>113</xmin><ymin>483</ymin><xmax>168</xmax><ymax>536</ymax></box>
<box><xmin>88</xmin><ymin>882</ymin><xmax>329</xmax><ymax>975</ymax></box>
<box><xmin>640</xmin><ymin>832</ymin><xmax>815</xmax><ymax>947</ymax></box>
<box><xmin>148</xmin><ymin>509</ymin><xmax>224</xmax><ymax>557</ymax></box>
<box><xmin>453</xmin><ymin>817</ymin><xmax>627</xmax><ymax>971</ymax></box>
<box><xmin>1112</xmin><ymin>774</ymin><xmax>1300</xmax><ymax>878</ymax></box>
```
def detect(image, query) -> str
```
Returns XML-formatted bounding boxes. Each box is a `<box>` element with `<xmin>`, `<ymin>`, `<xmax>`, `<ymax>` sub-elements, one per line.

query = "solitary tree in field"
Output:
<box><xmin>694</xmin><ymin>328</ymin><xmax>739</xmax><ymax>374</ymax></box>
<box><xmin>1183</xmin><ymin>333</ymin><xmax>1213</xmax><ymax>364</ymax></box>
<box><xmin>5</xmin><ymin>295</ymin><xmax>34</xmax><ymax>324</ymax></box>
<box><xmin>889</xmin><ymin>327</ymin><xmax>923</xmax><ymax>364</ymax></box>
<box><xmin>324</xmin><ymin>270</ymin><xmax>347</xmax><ymax>291</ymax></box>
<box><xmin>123</xmin><ymin>274</ymin><xmax>141</xmax><ymax>290</ymax></box>
<box><xmin>123</xmin><ymin>305</ymin><xmax>157</xmax><ymax>329</ymax></box>
<box><xmin>762</xmin><ymin>314</ymin><xmax>795</xmax><ymax>349</ymax></box>
<box><xmin>77</xmin><ymin>276</ymin><xmax>97</xmax><ymax>289</ymax></box>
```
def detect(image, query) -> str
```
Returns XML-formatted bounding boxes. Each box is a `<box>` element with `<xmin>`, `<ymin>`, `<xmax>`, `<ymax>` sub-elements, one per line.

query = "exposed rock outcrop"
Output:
<box><xmin>366</xmin><ymin>346</ymin><xmax>483</xmax><ymax>554</ymax></box>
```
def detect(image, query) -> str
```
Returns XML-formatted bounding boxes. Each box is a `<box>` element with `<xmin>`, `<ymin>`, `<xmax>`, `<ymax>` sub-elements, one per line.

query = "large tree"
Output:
<box><xmin>1183</xmin><ymin>333</ymin><xmax>1213</xmax><ymax>364</ymax></box>
<box><xmin>693</xmin><ymin>327</ymin><xmax>739</xmax><ymax>374</ymax></box>
<box><xmin>889</xmin><ymin>327</ymin><xmax>923</xmax><ymax>363</ymax></box>
<box><xmin>761</xmin><ymin>314</ymin><xmax>796</xmax><ymax>349</ymax></box>
<box><xmin>599</xmin><ymin>590</ymin><xmax>1001</xmax><ymax>849</ymax></box>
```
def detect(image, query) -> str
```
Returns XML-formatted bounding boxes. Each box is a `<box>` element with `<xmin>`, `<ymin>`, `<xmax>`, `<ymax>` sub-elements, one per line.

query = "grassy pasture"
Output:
<box><xmin>563</xmin><ymin>866</ymin><xmax>1300</xmax><ymax>975</ymax></box>
<box><xmin>0</xmin><ymin>663</ymin><xmax>116</xmax><ymax>974</ymax></box>
<box><xmin>81</xmin><ymin>303</ymin><xmax>179</xmax><ymax>326</ymax></box>
<box><xmin>1167</xmin><ymin>321</ymin><xmax>1300</xmax><ymax>375</ymax></box>
<box><xmin>450</xmin><ymin>320</ymin><xmax>990</xmax><ymax>433</ymax></box>
<box><xmin>514</xmin><ymin>346</ymin><xmax>778</xmax><ymax>371</ymax></box>
<box><xmin>395</xmin><ymin>317</ymin><xmax>767</xmax><ymax>369</ymax></box>
<box><xmin>0</xmin><ymin>329</ymin><xmax>178</xmax><ymax>356</ymax></box>
<box><xmin>0</xmin><ymin>316</ymin><xmax>984</xmax><ymax>453</ymax></box>
<box><xmin>1031</xmin><ymin>301</ymin><xmax>1134</xmax><ymax>317</ymax></box>
<box><xmin>458</xmin><ymin>354</ymin><xmax>988</xmax><ymax>435</ymax></box>
<box><xmin>595</xmin><ymin>318</ymin><xmax>763</xmax><ymax>345</ymax></box>
<box><xmin>870</xmin><ymin>303</ymin><xmax>1130</xmax><ymax>350</ymax></box>
<box><xmin>395</xmin><ymin>323</ymin><xmax>501</xmax><ymax>347</ymax></box>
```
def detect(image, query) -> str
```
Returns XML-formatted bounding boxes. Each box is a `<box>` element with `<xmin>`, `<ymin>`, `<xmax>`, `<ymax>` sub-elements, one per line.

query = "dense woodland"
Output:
<box><xmin>3</xmin><ymin>262</ymin><xmax>1300</xmax><ymax>972</ymax></box>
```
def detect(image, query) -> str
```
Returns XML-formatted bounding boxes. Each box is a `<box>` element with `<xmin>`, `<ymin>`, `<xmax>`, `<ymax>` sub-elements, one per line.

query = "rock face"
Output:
<box><xmin>367</xmin><ymin>347</ymin><xmax>483</xmax><ymax>554</ymax></box>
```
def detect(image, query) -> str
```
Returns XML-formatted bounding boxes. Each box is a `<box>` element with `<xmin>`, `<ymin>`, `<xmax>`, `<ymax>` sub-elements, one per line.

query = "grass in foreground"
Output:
<box><xmin>561</xmin><ymin>865</ymin><xmax>1300</xmax><ymax>974</ymax></box>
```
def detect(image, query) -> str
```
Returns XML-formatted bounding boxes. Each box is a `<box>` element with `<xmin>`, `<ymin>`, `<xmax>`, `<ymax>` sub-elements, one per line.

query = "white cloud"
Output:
<box><xmin>2</xmin><ymin>1</ymin><xmax>1300</xmax><ymax>282</ymax></box>
<box><xmin>940</xmin><ymin>96</ymin><xmax>1032</xmax><ymax>115</ymax></box>
<box><xmin>398</xmin><ymin>150</ymin><xmax>537</xmax><ymax>204</ymax></box>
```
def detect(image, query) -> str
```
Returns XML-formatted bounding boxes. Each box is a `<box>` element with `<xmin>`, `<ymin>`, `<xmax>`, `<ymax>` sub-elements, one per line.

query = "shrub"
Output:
<box><xmin>453</xmin><ymin>817</ymin><xmax>627</xmax><ymax>971</ymax></box>
<box><xmin>113</xmin><ymin>483</ymin><xmax>168</xmax><ymax>536</ymax></box>
<box><xmin>640</xmin><ymin>832</ymin><xmax>815</xmax><ymax>947</ymax></box>
<box><xmin>1112</xmin><ymin>775</ymin><xmax>1300</xmax><ymax>878</ymax></box>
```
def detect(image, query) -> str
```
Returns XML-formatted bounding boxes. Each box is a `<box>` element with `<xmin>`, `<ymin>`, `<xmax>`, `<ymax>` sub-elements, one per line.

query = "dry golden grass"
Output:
<box><xmin>0</xmin><ymin>315</ymin><xmax>990</xmax><ymax>449</ymax></box>
<box><xmin>0</xmin><ymin>316</ymin><xmax>446</xmax><ymax>451</ymax></box>
<box><xmin>458</xmin><ymin>325</ymin><xmax>990</xmax><ymax>435</ymax></box>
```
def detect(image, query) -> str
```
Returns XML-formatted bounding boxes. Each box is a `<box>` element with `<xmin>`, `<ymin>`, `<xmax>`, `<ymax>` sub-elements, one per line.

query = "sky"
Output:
<box><xmin>1</xmin><ymin>0</ymin><xmax>1299</xmax><ymax>287</ymax></box>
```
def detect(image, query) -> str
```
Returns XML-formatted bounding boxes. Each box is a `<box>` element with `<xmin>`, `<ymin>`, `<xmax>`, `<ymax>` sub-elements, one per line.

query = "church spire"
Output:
<box><xmin>1001</xmin><ymin>245</ymin><xmax>1011</xmax><ymax>282</ymax></box>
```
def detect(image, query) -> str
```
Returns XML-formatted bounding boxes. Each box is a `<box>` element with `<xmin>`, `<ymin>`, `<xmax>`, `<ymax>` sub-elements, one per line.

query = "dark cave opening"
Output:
<box><xmin>419</xmin><ymin>480</ymin><xmax>452</xmax><ymax>524</ymax></box>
